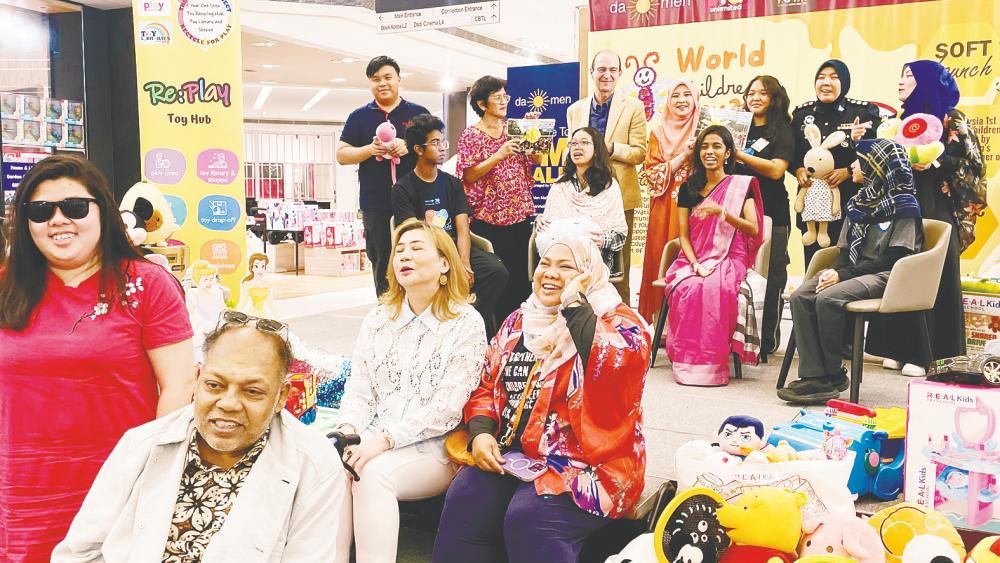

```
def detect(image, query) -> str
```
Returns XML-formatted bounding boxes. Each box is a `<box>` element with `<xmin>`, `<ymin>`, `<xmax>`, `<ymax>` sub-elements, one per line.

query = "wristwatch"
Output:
<box><xmin>563</xmin><ymin>291</ymin><xmax>588</xmax><ymax>309</ymax></box>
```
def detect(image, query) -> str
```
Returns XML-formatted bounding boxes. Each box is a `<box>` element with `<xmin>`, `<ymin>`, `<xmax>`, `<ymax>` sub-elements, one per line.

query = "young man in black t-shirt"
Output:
<box><xmin>392</xmin><ymin>114</ymin><xmax>508</xmax><ymax>336</ymax></box>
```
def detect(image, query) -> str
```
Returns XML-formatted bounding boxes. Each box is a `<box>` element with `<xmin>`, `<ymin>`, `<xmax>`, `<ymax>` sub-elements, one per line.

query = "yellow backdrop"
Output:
<box><xmin>589</xmin><ymin>0</ymin><xmax>1000</xmax><ymax>276</ymax></box>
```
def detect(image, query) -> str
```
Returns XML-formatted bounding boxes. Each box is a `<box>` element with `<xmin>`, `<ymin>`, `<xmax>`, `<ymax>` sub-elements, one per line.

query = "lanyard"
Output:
<box><xmin>501</xmin><ymin>360</ymin><xmax>542</xmax><ymax>448</ymax></box>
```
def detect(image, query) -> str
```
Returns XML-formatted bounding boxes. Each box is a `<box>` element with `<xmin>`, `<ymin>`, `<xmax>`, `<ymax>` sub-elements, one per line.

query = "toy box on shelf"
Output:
<box><xmin>961</xmin><ymin>278</ymin><xmax>1000</xmax><ymax>353</ymax></box>
<box><xmin>768</xmin><ymin>400</ymin><xmax>907</xmax><ymax>501</ymax></box>
<box><xmin>906</xmin><ymin>379</ymin><xmax>1000</xmax><ymax>533</ymax></box>
<box><xmin>302</xmin><ymin>213</ymin><xmax>368</xmax><ymax>277</ymax></box>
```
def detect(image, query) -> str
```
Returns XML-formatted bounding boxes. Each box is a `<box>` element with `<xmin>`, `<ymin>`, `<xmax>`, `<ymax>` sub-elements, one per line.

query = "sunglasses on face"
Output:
<box><xmin>22</xmin><ymin>197</ymin><xmax>98</xmax><ymax>223</ymax></box>
<box><xmin>217</xmin><ymin>310</ymin><xmax>289</xmax><ymax>339</ymax></box>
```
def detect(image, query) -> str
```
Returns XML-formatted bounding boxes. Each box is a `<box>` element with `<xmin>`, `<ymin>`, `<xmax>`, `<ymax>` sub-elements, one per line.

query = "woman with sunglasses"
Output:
<box><xmin>330</xmin><ymin>221</ymin><xmax>487</xmax><ymax>563</ymax></box>
<box><xmin>0</xmin><ymin>155</ymin><xmax>194</xmax><ymax>561</ymax></box>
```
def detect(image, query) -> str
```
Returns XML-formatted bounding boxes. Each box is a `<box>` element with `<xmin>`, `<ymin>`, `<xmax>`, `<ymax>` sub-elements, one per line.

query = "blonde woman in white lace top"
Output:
<box><xmin>332</xmin><ymin>221</ymin><xmax>487</xmax><ymax>563</ymax></box>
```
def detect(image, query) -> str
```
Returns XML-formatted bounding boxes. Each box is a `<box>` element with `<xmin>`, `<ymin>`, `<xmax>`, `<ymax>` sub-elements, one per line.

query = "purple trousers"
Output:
<box><xmin>431</xmin><ymin>466</ymin><xmax>608</xmax><ymax>563</ymax></box>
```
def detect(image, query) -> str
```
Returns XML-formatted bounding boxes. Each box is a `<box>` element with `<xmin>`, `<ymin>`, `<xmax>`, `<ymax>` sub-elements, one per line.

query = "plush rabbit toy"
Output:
<box><xmin>795</xmin><ymin>123</ymin><xmax>847</xmax><ymax>248</ymax></box>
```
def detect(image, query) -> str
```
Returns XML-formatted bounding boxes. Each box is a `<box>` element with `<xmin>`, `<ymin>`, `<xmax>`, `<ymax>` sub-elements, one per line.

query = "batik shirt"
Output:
<box><xmin>161</xmin><ymin>429</ymin><xmax>269</xmax><ymax>562</ymax></box>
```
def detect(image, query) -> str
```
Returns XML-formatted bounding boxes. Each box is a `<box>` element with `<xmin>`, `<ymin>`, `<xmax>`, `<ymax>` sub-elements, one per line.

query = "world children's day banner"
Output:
<box><xmin>506</xmin><ymin>62</ymin><xmax>581</xmax><ymax>215</ymax></box>
<box><xmin>588</xmin><ymin>0</ymin><xmax>1000</xmax><ymax>275</ymax></box>
<box><xmin>132</xmin><ymin>0</ymin><xmax>247</xmax><ymax>297</ymax></box>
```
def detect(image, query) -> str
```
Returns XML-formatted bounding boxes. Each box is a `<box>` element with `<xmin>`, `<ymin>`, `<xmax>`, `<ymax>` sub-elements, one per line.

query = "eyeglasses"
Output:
<box><xmin>568</xmin><ymin>140</ymin><xmax>594</xmax><ymax>148</ymax></box>
<box><xmin>593</xmin><ymin>67</ymin><xmax>620</xmax><ymax>75</ymax></box>
<box><xmin>22</xmin><ymin>197</ymin><xmax>98</xmax><ymax>223</ymax></box>
<box><xmin>421</xmin><ymin>139</ymin><xmax>449</xmax><ymax>150</ymax></box>
<box><xmin>489</xmin><ymin>94</ymin><xmax>511</xmax><ymax>102</ymax></box>
<box><xmin>217</xmin><ymin>310</ymin><xmax>288</xmax><ymax>339</ymax></box>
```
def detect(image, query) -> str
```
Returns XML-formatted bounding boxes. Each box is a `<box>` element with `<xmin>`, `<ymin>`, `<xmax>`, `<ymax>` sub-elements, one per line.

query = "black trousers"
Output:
<box><xmin>361</xmin><ymin>210</ymin><xmax>392</xmax><ymax>297</ymax></box>
<box><xmin>469</xmin><ymin>245</ymin><xmax>508</xmax><ymax>338</ymax></box>
<box><xmin>471</xmin><ymin>219</ymin><xmax>533</xmax><ymax>324</ymax></box>
<box><xmin>762</xmin><ymin>225</ymin><xmax>791</xmax><ymax>352</ymax></box>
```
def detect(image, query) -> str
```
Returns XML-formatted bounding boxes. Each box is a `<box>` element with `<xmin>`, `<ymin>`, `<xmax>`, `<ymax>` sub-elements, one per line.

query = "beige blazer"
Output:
<box><xmin>52</xmin><ymin>405</ymin><xmax>348</xmax><ymax>563</ymax></box>
<box><xmin>566</xmin><ymin>93</ymin><xmax>648</xmax><ymax>210</ymax></box>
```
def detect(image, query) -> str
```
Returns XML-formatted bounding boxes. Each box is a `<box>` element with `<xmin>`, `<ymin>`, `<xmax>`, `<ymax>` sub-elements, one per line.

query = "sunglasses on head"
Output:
<box><xmin>217</xmin><ymin>310</ymin><xmax>288</xmax><ymax>338</ymax></box>
<box><xmin>22</xmin><ymin>197</ymin><xmax>98</xmax><ymax>223</ymax></box>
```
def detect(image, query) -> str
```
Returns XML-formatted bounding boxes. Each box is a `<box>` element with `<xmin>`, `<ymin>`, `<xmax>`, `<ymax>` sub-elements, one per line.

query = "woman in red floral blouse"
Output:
<box><xmin>457</xmin><ymin>75</ymin><xmax>540</xmax><ymax>321</ymax></box>
<box><xmin>431</xmin><ymin>232</ymin><xmax>650</xmax><ymax>563</ymax></box>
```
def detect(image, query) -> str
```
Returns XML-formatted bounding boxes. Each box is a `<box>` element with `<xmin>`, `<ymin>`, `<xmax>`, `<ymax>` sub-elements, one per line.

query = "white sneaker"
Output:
<box><xmin>901</xmin><ymin>364</ymin><xmax>927</xmax><ymax>377</ymax></box>
<box><xmin>882</xmin><ymin>359</ymin><xmax>903</xmax><ymax>370</ymax></box>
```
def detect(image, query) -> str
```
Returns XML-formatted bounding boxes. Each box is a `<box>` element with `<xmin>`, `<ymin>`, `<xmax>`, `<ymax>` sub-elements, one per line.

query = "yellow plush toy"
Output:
<box><xmin>867</xmin><ymin>503</ymin><xmax>965</xmax><ymax>563</ymax></box>
<box><xmin>119</xmin><ymin>182</ymin><xmax>180</xmax><ymax>246</ymax></box>
<box><xmin>717</xmin><ymin>486</ymin><xmax>807</xmax><ymax>563</ymax></box>
<box><xmin>967</xmin><ymin>537</ymin><xmax>1000</xmax><ymax>562</ymax></box>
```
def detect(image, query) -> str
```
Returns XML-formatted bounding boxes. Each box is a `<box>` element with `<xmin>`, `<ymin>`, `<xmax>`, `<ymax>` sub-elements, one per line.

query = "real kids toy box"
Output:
<box><xmin>906</xmin><ymin>379</ymin><xmax>1000</xmax><ymax>533</ymax></box>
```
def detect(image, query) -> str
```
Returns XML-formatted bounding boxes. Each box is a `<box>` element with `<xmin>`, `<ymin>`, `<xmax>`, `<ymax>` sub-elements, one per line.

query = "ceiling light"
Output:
<box><xmin>260</xmin><ymin>80</ymin><xmax>278</xmax><ymax>85</ymax></box>
<box><xmin>301</xmin><ymin>88</ymin><xmax>331</xmax><ymax>112</ymax></box>
<box><xmin>262</xmin><ymin>64</ymin><xmax>280</xmax><ymax>69</ymax></box>
<box><xmin>440</xmin><ymin>76</ymin><xmax>456</xmax><ymax>90</ymax></box>
<box><xmin>329</xmin><ymin>78</ymin><xmax>347</xmax><ymax>83</ymax></box>
<box><xmin>400</xmin><ymin>72</ymin><xmax>413</xmax><ymax>77</ymax></box>
<box><xmin>253</xmin><ymin>87</ymin><xmax>272</xmax><ymax>111</ymax></box>
<box><xmin>341</xmin><ymin>58</ymin><xmax>355</xmax><ymax>63</ymax></box>
<box><xmin>251</xmin><ymin>41</ymin><xmax>275</xmax><ymax>47</ymax></box>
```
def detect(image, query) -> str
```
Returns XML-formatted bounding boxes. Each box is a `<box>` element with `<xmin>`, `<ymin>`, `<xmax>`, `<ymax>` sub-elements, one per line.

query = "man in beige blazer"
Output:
<box><xmin>566</xmin><ymin>49</ymin><xmax>647</xmax><ymax>303</ymax></box>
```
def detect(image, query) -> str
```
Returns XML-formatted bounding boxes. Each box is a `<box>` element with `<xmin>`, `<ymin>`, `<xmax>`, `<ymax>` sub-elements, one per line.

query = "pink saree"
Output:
<box><xmin>665</xmin><ymin>175</ymin><xmax>764</xmax><ymax>386</ymax></box>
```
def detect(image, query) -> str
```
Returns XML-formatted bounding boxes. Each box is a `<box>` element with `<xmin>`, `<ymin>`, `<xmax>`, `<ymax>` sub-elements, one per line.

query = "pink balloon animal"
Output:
<box><xmin>798</xmin><ymin>513</ymin><xmax>885</xmax><ymax>563</ymax></box>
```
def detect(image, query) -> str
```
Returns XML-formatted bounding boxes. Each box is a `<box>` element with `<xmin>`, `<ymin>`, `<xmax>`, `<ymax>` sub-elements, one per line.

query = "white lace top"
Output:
<box><xmin>338</xmin><ymin>301</ymin><xmax>488</xmax><ymax>450</ymax></box>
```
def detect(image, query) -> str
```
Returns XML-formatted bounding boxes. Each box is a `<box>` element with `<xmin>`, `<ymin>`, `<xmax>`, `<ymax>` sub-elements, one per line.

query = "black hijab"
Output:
<box><xmin>815</xmin><ymin>59</ymin><xmax>851</xmax><ymax>111</ymax></box>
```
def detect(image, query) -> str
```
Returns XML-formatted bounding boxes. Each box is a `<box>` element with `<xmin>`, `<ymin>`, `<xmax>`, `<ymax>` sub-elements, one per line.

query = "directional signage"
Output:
<box><xmin>375</xmin><ymin>0</ymin><xmax>499</xmax><ymax>34</ymax></box>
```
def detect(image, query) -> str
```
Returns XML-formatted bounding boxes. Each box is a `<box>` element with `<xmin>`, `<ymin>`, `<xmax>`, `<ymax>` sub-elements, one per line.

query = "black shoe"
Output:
<box><xmin>829</xmin><ymin>368</ymin><xmax>850</xmax><ymax>392</ymax></box>
<box><xmin>778</xmin><ymin>376</ymin><xmax>843</xmax><ymax>404</ymax></box>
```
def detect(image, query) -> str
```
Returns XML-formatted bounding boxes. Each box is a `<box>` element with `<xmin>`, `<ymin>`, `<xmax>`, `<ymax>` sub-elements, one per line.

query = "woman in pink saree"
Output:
<box><xmin>665</xmin><ymin>125</ymin><xmax>764</xmax><ymax>386</ymax></box>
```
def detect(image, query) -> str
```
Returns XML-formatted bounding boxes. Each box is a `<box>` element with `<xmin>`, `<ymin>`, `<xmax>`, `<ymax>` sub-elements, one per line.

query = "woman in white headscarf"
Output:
<box><xmin>432</xmin><ymin>231</ymin><xmax>650</xmax><ymax>563</ymax></box>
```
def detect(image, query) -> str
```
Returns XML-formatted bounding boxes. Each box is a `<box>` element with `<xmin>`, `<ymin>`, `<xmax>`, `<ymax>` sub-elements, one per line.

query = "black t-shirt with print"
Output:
<box><xmin>735</xmin><ymin>121</ymin><xmax>795</xmax><ymax>227</ymax></box>
<box><xmin>391</xmin><ymin>170</ymin><xmax>473</xmax><ymax>238</ymax></box>
<box><xmin>497</xmin><ymin>339</ymin><xmax>541</xmax><ymax>451</ymax></box>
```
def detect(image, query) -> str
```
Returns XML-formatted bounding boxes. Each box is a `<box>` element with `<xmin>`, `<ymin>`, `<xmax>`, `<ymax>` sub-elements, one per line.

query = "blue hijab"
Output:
<box><xmin>814</xmin><ymin>59</ymin><xmax>851</xmax><ymax>111</ymax></box>
<box><xmin>901</xmin><ymin>60</ymin><xmax>960</xmax><ymax>120</ymax></box>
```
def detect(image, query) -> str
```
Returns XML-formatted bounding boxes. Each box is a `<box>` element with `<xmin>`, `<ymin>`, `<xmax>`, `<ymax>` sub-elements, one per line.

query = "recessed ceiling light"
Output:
<box><xmin>329</xmin><ymin>78</ymin><xmax>347</xmax><ymax>83</ymax></box>
<box><xmin>440</xmin><ymin>76</ymin><xmax>456</xmax><ymax>90</ymax></box>
<box><xmin>260</xmin><ymin>80</ymin><xmax>278</xmax><ymax>85</ymax></box>
<box><xmin>400</xmin><ymin>72</ymin><xmax>413</xmax><ymax>77</ymax></box>
<box><xmin>301</xmin><ymin>89</ymin><xmax>331</xmax><ymax>112</ymax></box>
<box><xmin>341</xmin><ymin>58</ymin><xmax>355</xmax><ymax>63</ymax></box>
<box><xmin>262</xmin><ymin>64</ymin><xmax>280</xmax><ymax>69</ymax></box>
<box><xmin>253</xmin><ymin>87</ymin><xmax>272</xmax><ymax>111</ymax></box>
<box><xmin>251</xmin><ymin>41</ymin><xmax>275</xmax><ymax>47</ymax></box>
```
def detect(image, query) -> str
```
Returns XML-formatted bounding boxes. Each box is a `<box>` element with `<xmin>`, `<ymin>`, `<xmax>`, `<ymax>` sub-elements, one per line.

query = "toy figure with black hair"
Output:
<box><xmin>715</xmin><ymin>415</ymin><xmax>766</xmax><ymax>457</ymax></box>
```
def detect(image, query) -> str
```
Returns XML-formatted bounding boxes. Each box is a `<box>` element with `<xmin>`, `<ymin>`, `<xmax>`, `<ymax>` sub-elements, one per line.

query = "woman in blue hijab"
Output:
<box><xmin>868</xmin><ymin>60</ymin><xmax>987</xmax><ymax>376</ymax></box>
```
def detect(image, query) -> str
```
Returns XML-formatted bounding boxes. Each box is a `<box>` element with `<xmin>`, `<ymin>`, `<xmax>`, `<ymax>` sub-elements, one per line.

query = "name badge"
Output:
<box><xmin>878</xmin><ymin>221</ymin><xmax>891</xmax><ymax>231</ymax></box>
<box><xmin>750</xmin><ymin>138</ymin><xmax>770</xmax><ymax>152</ymax></box>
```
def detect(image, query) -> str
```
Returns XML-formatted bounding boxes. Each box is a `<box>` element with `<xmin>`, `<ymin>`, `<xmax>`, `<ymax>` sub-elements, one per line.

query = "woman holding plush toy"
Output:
<box><xmin>867</xmin><ymin>60</ymin><xmax>987</xmax><ymax>376</ymax></box>
<box><xmin>791</xmin><ymin>59</ymin><xmax>882</xmax><ymax>267</ymax></box>
<box><xmin>0</xmin><ymin>155</ymin><xmax>194</xmax><ymax>561</ymax></box>
<box><xmin>665</xmin><ymin>125</ymin><xmax>764</xmax><ymax>386</ymax></box>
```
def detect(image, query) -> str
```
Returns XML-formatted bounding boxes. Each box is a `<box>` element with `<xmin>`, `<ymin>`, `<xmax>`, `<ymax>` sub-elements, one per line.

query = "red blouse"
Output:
<box><xmin>456</xmin><ymin>122</ymin><xmax>536</xmax><ymax>226</ymax></box>
<box><xmin>464</xmin><ymin>304</ymin><xmax>650</xmax><ymax>519</ymax></box>
<box><xmin>0</xmin><ymin>260</ymin><xmax>192</xmax><ymax>562</ymax></box>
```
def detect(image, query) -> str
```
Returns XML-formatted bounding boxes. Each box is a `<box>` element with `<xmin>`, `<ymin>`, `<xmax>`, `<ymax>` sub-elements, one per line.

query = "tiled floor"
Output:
<box><xmin>279</xmin><ymin>273</ymin><xmax>912</xmax><ymax>561</ymax></box>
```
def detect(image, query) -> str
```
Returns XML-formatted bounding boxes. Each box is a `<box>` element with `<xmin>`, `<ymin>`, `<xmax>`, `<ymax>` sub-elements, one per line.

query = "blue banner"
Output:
<box><xmin>505</xmin><ymin>62</ymin><xmax>580</xmax><ymax>214</ymax></box>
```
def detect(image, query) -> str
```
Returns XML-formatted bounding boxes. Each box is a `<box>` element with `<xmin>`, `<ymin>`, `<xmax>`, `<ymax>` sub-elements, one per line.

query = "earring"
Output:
<box><xmin>439</xmin><ymin>274</ymin><xmax>447</xmax><ymax>286</ymax></box>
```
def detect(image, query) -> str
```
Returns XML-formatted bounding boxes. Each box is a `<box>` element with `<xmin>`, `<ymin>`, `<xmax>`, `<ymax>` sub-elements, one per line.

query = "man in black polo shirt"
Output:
<box><xmin>337</xmin><ymin>55</ymin><xmax>430</xmax><ymax>297</ymax></box>
<box><xmin>392</xmin><ymin>114</ymin><xmax>508</xmax><ymax>336</ymax></box>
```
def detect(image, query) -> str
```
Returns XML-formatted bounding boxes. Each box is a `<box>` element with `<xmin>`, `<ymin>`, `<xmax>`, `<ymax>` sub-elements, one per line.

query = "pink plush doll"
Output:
<box><xmin>799</xmin><ymin>513</ymin><xmax>885</xmax><ymax>563</ymax></box>
<box><xmin>375</xmin><ymin>121</ymin><xmax>401</xmax><ymax>184</ymax></box>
